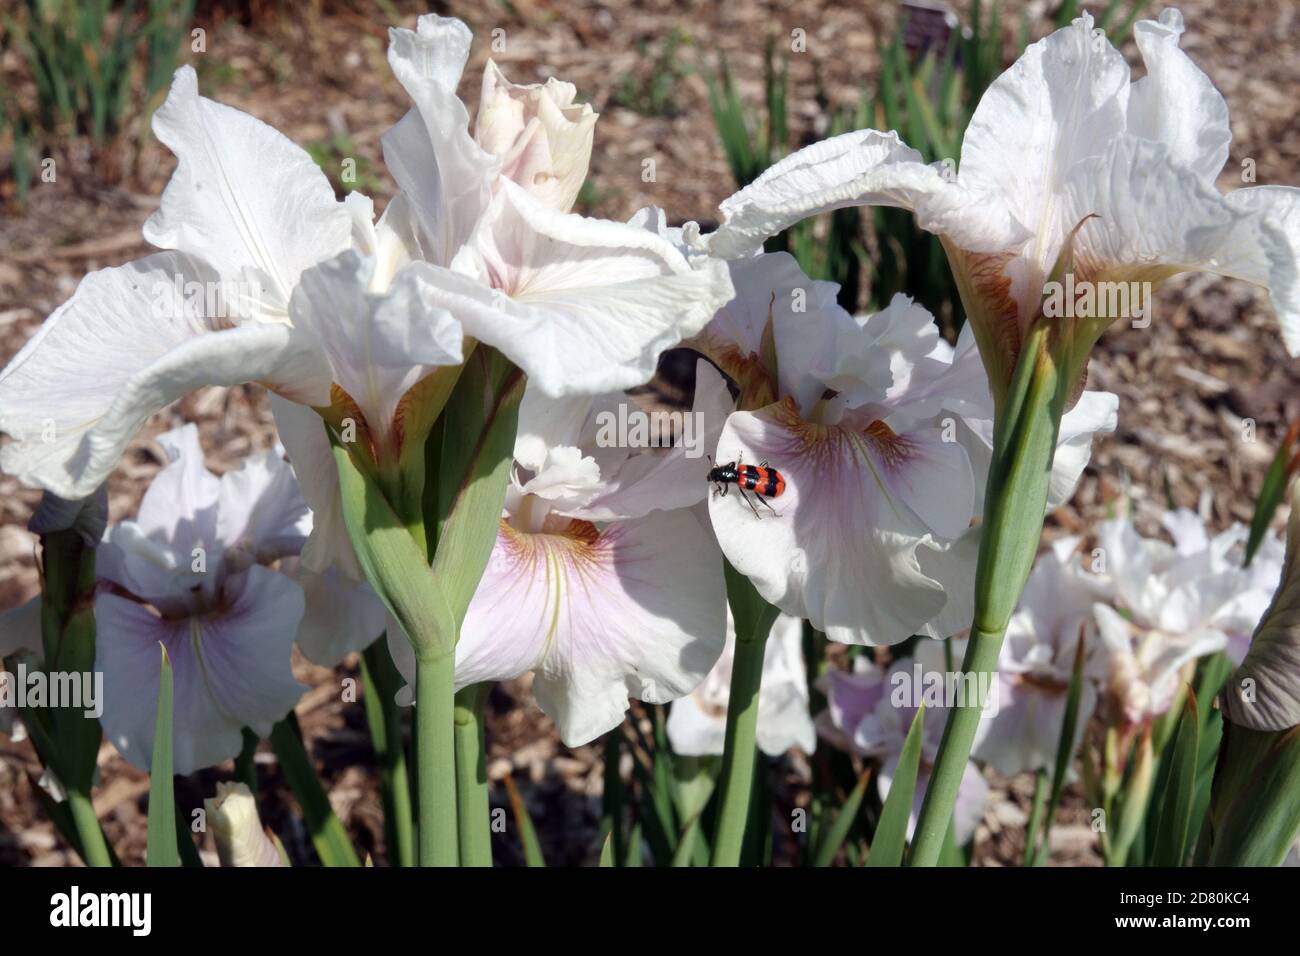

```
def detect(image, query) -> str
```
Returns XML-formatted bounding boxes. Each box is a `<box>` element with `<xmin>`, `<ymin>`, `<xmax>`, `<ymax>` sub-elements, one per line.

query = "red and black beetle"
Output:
<box><xmin>707</xmin><ymin>453</ymin><xmax>785</xmax><ymax>518</ymax></box>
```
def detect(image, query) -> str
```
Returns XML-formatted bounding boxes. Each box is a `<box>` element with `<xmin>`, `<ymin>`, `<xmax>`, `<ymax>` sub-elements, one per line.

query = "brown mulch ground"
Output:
<box><xmin>1</xmin><ymin>0</ymin><xmax>1297</xmax><ymax>866</ymax></box>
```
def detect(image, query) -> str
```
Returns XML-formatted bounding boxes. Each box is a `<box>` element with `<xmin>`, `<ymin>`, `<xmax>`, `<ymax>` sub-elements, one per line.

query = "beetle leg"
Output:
<box><xmin>736</xmin><ymin>486</ymin><xmax>762</xmax><ymax>519</ymax></box>
<box><xmin>757</xmin><ymin>495</ymin><xmax>780</xmax><ymax>517</ymax></box>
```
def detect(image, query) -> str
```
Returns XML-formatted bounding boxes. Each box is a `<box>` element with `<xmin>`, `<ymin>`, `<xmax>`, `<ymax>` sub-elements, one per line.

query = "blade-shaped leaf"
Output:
<box><xmin>503</xmin><ymin>774</ymin><xmax>547</xmax><ymax>867</ymax></box>
<box><xmin>1208</xmin><ymin>722</ymin><xmax>1300</xmax><ymax>865</ymax></box>
<box><xmin>600</xmin><ymin>729</ymin><xmax>625</xmax><ymax>866</ymax></box>
<box><xmin>867</xmin><ymin>705</ymin><xmax>925</xmax><ymax>867</ymax></box>
<box><xmin>1029</xmin><ymin>627</ymin><xmax>1088</xmax><ymax>865</ymax></box>
<box><xmin>1245</xmin><ymin>422</ymin><xmax>1299</xmax><ymax>565</ymax></box>
<box><xmin>146</xmin><ymin>643</ymin><xmax>178</xmax><ymax>868</ymax></box>
<box><xmin>812</xmin><ymin>769</ymin><xmax>871</xmax><ymax>867</ymax></box>
<box><xmin>1152</xmin><ymin>691</ymin><xmax>1201</xmax><ymax>865</ymax></box>
<box><xmin>1188</xmin><ymin>707</ymin><xmax>1223</xmax><ymax>864</ymax></box>
<box><xmin>269</xmin><ymin>715</ymin><xmax>360</xmax><ymax>867</ymax></box>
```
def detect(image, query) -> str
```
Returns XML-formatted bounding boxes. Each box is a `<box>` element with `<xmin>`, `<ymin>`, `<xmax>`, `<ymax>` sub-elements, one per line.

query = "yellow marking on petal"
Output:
<box><xmin>499</xmin><ymin>517</ymin><xmax>605</xmax><ymax>670</ymax></box>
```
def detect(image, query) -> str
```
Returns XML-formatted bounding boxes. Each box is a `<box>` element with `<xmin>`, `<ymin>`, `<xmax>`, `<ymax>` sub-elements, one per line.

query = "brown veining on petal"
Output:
<box><xmin>316</xmin><ymin>384</ymin><xmax>378</xmax><ymax>464</ymax></box>
<box><xmin>684</xmin><ymin>332</ymin><xmax>775</xmax><ymax>410</ymax></box>
<box><xmin>499</xmin><ymin>516</ymin><xmax>604</xmax><ymax>574</ymax></box>
<box><xmin>760</xmin><ymin>399</ymin><xmax>918</xmax><ymax>474</ymax></box>
<box><xmin>762</xmin><ymin>396</ymin><xmax>826</xmax><ymax>455</ymax></box>
<box><xmin>862</xmin><ymin>419</ymin><xmax>915</xmax><ymax>469</ymax></box>
<box><xmin>943</xmin><ymin>240</ymin><xmax>1021</xmax><ymax>400</ymax></box>
<box><xmin>391</xmin><ymin>364</ymin><xmax>465</xmax><ymax>463</ymax></box>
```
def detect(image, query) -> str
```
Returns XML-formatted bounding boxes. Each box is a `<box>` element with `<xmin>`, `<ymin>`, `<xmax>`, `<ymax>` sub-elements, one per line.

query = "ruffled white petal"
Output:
<box><xmin>915</xmin><ymin>528</ymin><xmax>982</xmax><ymax>640</ymax></box>
<box><xmin>139</xmin><ymin>424</ymin><xmax>222</xmax><ymax>547</ymax></box>
<box><xmin>566</xmin><ymin>360</ymin><xmax>733</xmax><ymax>521</ymax></box>
<box><xmin>292</xmin><ymin>564</ymin><xmax>387</xmax><ymax>667</ymax></box>
<box><xmin>1046</xmin><ymin>389</ymin><xmax>1119</xmax><ymax>506</ymax></box>
<box><xmin>697</xmin><ymin>129</ymin><xmax>1026</xmax><ymax>260</ymax></box>
<box><xmin>1062</xmin><ymin>137</ymin><xmax>1300</xmax><ymax>355</ymax></box>
<box><xmin>144</xmin><ymin>66</ymin><xmax>351</xmax><ymax>309</ymax></box>
<box><xmin>475</xmin><ymin>60</ymin><xmax>597</xmax><ymax>213</ymax></box>
<box><xmin>695</xmin><ymin>252</ymin><xmax>856</xmax><ymax>410</ymax></box>
<box><xmin>667</xmin><ymin>612</ymin><xmax>815</xmax><ymax>757</ymax></box>
<box><xmin>959</xmin><ymin>12</ymin><xmax>1129</xmax><ymax>268</ymax></box>
<box><xmin>1095</xmin><ymin>602</ymin><xmax>1226</xmax><ymax>723</ymax></box>
<box><xmin>216</xmin><ymin>448</ymin><xmax>311</xmax><ymax>566</ymax></box>
<box><xmin>382</xmin><ymin>15</ymin><xmax>497</xmax><ymax>265</ymax></box>
<box><xmin>955</xmin><ymin>385</ymin><xmax>1117</xmax><ymax>512</ymax></box>
<box><xmin>1222</xmin><ymin>186</ymin><xmax>1300</xmax><ymax>354</ymax></box>
<box><xmin>1126</xmin><ymin>9</ymin><xmax>1230</xmax><ymax>184</ymax></box>
<box><xmin>95</xmin><ymin>424</ymin><xmax>222</xmax><ymax>612</ymax></box>
<box><xmin>517</xmin><ymin>445</ymin><xmax>602</xmax><ymax>513</ymax></box>
<box><xmin>0</xmin><ymin>253</ymin><xmax>330</xmax><ymax>499</ymax></box>
<box><xmin>973</xmin><ymin>674</ymin><xmax>1058</xmax><ymax>776</ymax></box>
<box><xmin>514</xmin><ymin>390</ymin><xmax>601</xmax><ymax>472</ymax></box>
<box><xmin>426</xmin><ymin>182</ymin><xmax>735</xmax><ymax>397</ymax></box>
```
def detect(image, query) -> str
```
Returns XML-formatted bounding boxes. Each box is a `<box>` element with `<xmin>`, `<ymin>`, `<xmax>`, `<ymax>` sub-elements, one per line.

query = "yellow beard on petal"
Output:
<box><xmin>498</xmin><ymin>516</ymin><xmax>604</xmax><ymax>666</ymax></box>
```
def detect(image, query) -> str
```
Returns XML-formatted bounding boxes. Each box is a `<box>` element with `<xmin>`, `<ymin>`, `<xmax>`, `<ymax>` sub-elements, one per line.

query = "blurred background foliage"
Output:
<box><xmin>1</xmin><ymin>0</ymin><xmax>196</xmax><ymax>192</ymax></box>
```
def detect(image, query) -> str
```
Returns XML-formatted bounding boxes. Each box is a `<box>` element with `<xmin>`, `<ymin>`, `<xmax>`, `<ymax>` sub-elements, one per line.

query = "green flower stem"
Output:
<box><xmin>708</xmin><ymin>634</ymin><xmax>764</xmax><ymax>867</ymax></box>
<box><xmin>910</xmin><ymin>625</ymin><xmax>1005</xmax><ymax>865</ymax></box>
<box><xmin>416</xmin><ymin>650</ymin><xmax>458</xmax><ymax>867</ymax></box>
<box><xmin>710</xmin><ymin>565</ymin><xmax>780</xmax><ymax>866</ymax></box>
<box><xmin>453</xmin><ymin>683</ymin><xmax>492</xmax><ymax>867</ymax></box>
<box><xmin>67</xmin><ymin>788</ymin><xmax>112</xmax><ymax>868</ymax></box>
<box><xmin>910</xmin><ymin>321</ymin><xmax>1068</xmax><ymax>866</ymax></box>
<box><xmin>361</xmin><ymin>641</ymin><xmax>415</xmax><ymax>867</ymax></box>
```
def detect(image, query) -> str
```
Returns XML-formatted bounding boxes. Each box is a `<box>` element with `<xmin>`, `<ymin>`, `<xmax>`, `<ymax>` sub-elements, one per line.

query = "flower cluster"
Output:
<box><xmin>1</xmin><ymin>7</ymin><xmax>1298</xmax><ymax>869</ymax></box>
